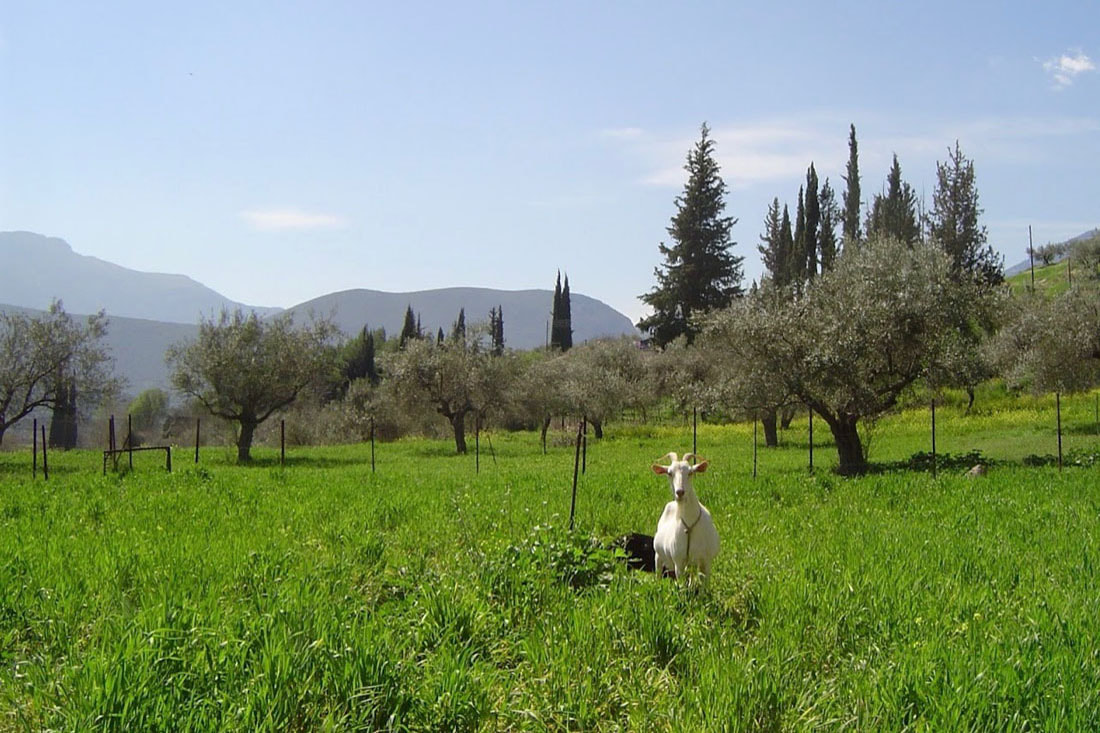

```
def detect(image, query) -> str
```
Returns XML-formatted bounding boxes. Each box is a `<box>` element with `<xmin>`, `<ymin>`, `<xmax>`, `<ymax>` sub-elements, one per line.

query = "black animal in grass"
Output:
<box><xmin>612</xmin><ymin>532</ymin><xmax>676</xmax><ymax>578</ymax></box>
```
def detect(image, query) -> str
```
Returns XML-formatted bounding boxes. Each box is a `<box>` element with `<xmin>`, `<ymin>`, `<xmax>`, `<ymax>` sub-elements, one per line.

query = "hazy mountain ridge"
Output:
<box><xmin>2</xmin><ymin>232</ymin><xmax>639</xmax><ymax>393</ymax></box>
<box><xmin>287</xmin><ymin>287</ymin><xmax>637</xmax><ymax>349</ymax></box>
<box><xmin>0</xmin><ymin>231</ymin><xmax>282</xmax><ymax>324</ymax></box>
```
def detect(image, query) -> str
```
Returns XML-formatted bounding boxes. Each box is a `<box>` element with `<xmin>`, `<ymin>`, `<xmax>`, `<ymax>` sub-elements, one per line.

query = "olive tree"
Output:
<box><xmin>166</xmin><ymin>309</ymin><xmax>339</xmax><ymax>462</ymax></box>
<box><xmin>706</xmin><ymin>236</ymin><xmax>996</xmax><ymax>475</ymax></box>
<box><xmin>384</xmin><ymin>332</ymin><xmax>517</xmax><ymax>453</ymax></box>
<box><xmin>557</xmin><ymin>337</ymin><xmax>650</xmax><ymax>438</ymax></box>
<box><xmin>0</xmin><ymin>302</ymin><xmax>118</xmax><ymax>445</ymax></box>
<box><xmin>987</xmin><ymin>286</ymin><xmax>1100</xmax><ymax>394</ymax></box>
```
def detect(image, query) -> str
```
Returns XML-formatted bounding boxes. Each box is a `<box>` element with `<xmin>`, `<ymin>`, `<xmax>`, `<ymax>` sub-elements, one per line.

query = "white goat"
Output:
<box><xmin>652</xmin><ymin>452</ymin><xmax>720</xmax><ymax>580</ymax></box>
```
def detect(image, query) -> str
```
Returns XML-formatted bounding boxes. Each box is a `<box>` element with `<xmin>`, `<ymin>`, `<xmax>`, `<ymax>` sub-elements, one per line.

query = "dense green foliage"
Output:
<box><xmin>930</xmin><ymin>142</ymin><xmax>1002</xmax><ymax>286</ymax></box>
<box><xmin>166</xmin><ymin>310</ymin><xmax>338</xmax><ymax>462</ymax></box>
<box><xmin>866</xmin><ymin>154</ymin><xmax>920</xmax><ymax>246</ymax></box>
<box><xmin>639</xmin><ymin>123</ymin><xmax>744</xmax><ymax>346</ymax></box>
<box><xmin>842</xmin><ymin>124</ymin><xmax>862</xmax><ymax>244</ymax></box>
<box><xmin>0</xmin><ymin>302</ymin><xmax>118</xmax><ymax>446</ymax></box>
<box><xmin>2</xmin><ymin>397</ymin><xmax>1099</xmax><ymax>730</ymax></box>
<box><xmin>550</xmin><ymin>272</ymin><xmax>572</xmax><ymax>352</ymax></box>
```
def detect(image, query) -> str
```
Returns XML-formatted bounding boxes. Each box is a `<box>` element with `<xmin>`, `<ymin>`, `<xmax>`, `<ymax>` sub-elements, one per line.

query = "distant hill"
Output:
<box><xmin>2</xmin><ymin>232</ymin><xmax>639</xmax><ymax>392</ymax></box>
<box><xmin>0</xmin><ymin>231</ymin><xmax>282</xmax><ymax>324</ymax></box>
<box><xmin>285</xmin><ymin>287</ymin><xmax>638</xmax><ymax>349</ymax></box>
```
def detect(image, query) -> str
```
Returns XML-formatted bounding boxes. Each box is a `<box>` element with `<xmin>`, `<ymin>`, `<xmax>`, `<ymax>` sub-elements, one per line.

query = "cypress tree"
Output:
<box><xmin>345</xmin><ymin>326</ymin><xmax>379</xmax><ymax>387</ymax></box>
<box><xmin>451</xmin><ymin>307</ymin><xmax>466</xmax><ymax>343</ymax></box>
<box><xmin>48</xmin><ymin>381</ymin><xmax>78</xmax><ymax>449</ymax></box>
<box><xmin>842</xmin><ymin>124</ymin><xmax>862</xmax><ymax>244</ymax></box>
<box><xmin>818</xmin><ymin>178</ymin><xmax>840</xmax><ymax>272</ymax></box>
<box><xmin>804</xmin><ymin>164</ymin><xmax>820</xmax><ymax>280</ymax></box>
<box><xmin>638</xmin><ymin>123</ymin><xmax>743</xmax><ymax>346</ymax></box>
<box><xmin>550</xmin><ymin>271</ymin><xmax>564</xmax><ymax>350</ymax></box>
<box><xmin>561</xmin><ymin>275</ymin><xmax>573</xmax><ymax>351</ymax></box>
<box><xmin>489</xmin><ymin>305</ymin><xmax>505</xmax><ymax>356</ymax></box>
<box><xmin>780</xmin><ymin>204</ymin><xmax>794</xmax><ymax>281</ymax></box>
<box><xmin>399</xmin><ymin>305</ymin><xmax>417</xmax><ymax>349</ymax></box>
<box><xmin>792</xmin><ymin>187</ymin><xmax>806</xmax><ymax>283</ymax></box>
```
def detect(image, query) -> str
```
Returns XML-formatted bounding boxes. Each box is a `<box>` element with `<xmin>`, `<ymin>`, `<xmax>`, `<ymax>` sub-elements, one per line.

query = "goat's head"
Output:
<box><xmin>651</xmin><ymin>452</ymin><xmax>708</xmax><ymax>501</ymax></box>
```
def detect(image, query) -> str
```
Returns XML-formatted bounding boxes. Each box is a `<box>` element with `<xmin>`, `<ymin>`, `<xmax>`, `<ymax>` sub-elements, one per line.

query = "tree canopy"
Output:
<box><xmin>0</xmin><ymin>302</ymin><xmax>117</xmax><ymax>445</ymax></box>
<box><xmin>167</xmin><ymin>309</ymin><xmax>338</xmax><ymax>461</ymax></box>
<box><xmin>705</xmin><ymin>236</ymin><xmax>998</xmax><ymax>474</ymax></box>
<box><xmin>639</xmin><ymin>123</ymin><xmax>743</xmax><ymax>346</ymax></box>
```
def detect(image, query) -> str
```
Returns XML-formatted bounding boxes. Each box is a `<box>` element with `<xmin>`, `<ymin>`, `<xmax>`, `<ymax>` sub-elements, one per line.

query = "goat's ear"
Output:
<box><xmin>652</xmin><ymin>464</ymin><xmax>669</xmax><ymax>475</ymax></box>
<box><xmin>692</xmin><ymin>460</ymin><xmax>709</xmax><ymax>474</ymax></box>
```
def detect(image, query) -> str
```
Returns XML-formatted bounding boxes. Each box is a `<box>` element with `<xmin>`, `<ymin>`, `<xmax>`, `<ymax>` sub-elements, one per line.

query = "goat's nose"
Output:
<box><xmin>675</xmin><ymin>489</ymin><xmax>685</xmax><ymax>498</ymax></box>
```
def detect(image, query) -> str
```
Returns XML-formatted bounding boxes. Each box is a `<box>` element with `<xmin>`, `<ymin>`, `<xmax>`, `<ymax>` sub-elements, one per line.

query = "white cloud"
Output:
<box><xmin>613</xmin><ymin>119</ymin><xmax>848</xmax><ymax>189</ymax></box>
<box><xmin>1042</xmin><ymin>51</ymin><xmax>1096</xmax><ymax>89</ymax></box>
<box><xmin>608</xmin><ymin>113</ymin><xmax>1099</xmax><ymax>191</ymax></box>
<box><xmin>240</xmin><ymin>208</ymin><xmax>348</xmax><ymax>232</ymax></box>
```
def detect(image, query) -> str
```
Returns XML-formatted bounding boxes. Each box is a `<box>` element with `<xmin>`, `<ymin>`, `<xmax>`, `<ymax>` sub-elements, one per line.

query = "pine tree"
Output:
<box><xmin>929</xmin><ymin>141</ymin><xmax>1002</xmax><ymax>286</ymax></box>
<box><xmin>437</xmin><ymin>327</ymin><xmax>445</xmax><ymax>344</ymax></box>
<box><xmin>399</xmin><ymin>305</ymin><xmax>418</xmax><ymax>349</ymax></box>
<box><xmin>818</xmin><ymin>178</ymin><xmax>840</xmax><ymax>272</ymax></box>
<box><xmin>842</xmin><ymin>124</ymin><xmax>862</xmax><ymax>243</ymax></box>
<box><xmin>804</xmin><ymin>164</ymin><xmax>820</xmax><ymax>280</ymax></box>
<box><xmin>867</xmin><ymin>154</ymin><xmax>920</xmax><ymax>245</ymax></box>
<box><xmin>638</xmin><ymin>123</ymin><xmax>743</xmax><ymax>346</ymax></box>
<box><xmin>758</xmin><ymin>197</ymin><xmax>790</xmax><ymax>287</ymax></box>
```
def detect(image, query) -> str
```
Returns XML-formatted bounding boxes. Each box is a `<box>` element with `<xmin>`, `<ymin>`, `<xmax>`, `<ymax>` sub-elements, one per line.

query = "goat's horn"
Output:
<box><xmin>683</xmin><ymin>453</ymin><xmax>695</xmax><ymax>464</ymax></box>
<box><xmin>656</xmin><ymin>452</ymin><xmax>677</xmax><ymax>464</ymax></box>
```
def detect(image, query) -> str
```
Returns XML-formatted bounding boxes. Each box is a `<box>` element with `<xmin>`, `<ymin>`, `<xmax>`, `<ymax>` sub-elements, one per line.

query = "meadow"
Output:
<box><xmin>1</xmin><ymin>392</ymin><xmax>1099</xmax><ymax>731</ymax></box>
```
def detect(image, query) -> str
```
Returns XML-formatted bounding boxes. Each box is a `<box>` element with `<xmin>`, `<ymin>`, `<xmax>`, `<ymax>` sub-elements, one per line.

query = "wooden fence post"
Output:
<box><xmin>569</xmin><ymin>420</ymin><xmax>583</xmax><ymax>531</ymax></box>
<box><xmin>128</xmin><ymin>414</ymin><xmax>133</xmax><ymax>470</ymax></box>
<box><xmin>370</xmin><ymin>416</ymin><xmax>376</xmax><ymax>474</ymax></box>
<box><xmin>753</xmin><ymin>415</ymin><xmax>758</xmax><ymax>479</ymax></box>
<box><xmin>195</xmin><ymin>418</ymin><xmax>200</xmax><ymax>464</ymax></box>
<box><xmin>931</xmin><ymin>398</ymin><xmax>937</xmax><ymax>479</ymax></box>
<box><xmin>41</xmin><ymin>425</ymin><xmax>48</xmax><ymax>481</ymax></box>
<box><xmin>808</xmin><ymin>408</ymin><xmax>814</xmax><ymax>473</ymax></box>
<box><xmin>33</xmin><ymin>418</ymin><xmax>38</xmax><ymax>480</ymax></box>
<box><xmin>693</xmin><ymin>406</ymin><xmax>698</xmax><ymax>456</ymax></box>
<box><xmin>581</xmin><ymin>416</ymin><xmax>587</xmax><ymax>475</ymax></box>
<box><xmin>1057</xmin><ymin>392</ymin><xmax>1063</xmax><ymax>472</ymax></box>
<box><xmin>281</xmin><ymin>419</ymin><xmax>286</xmax><ymax>466</ymax></box>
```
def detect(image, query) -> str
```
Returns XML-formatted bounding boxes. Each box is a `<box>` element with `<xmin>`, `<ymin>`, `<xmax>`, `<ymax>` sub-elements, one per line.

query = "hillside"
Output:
<box><xmin>285</xmin><ymin>287</ymin><xmax>638</xmax><ymax>349</ymax></box>
<box><xmin>1006</xmin><ymin>229</ymin><xmax>1100</xmax><ymax>297</ymax></box>
<box><xmin>0</xmin><ymin>231</ymin><xmax>281</xmax><ymax>324</ymax></box>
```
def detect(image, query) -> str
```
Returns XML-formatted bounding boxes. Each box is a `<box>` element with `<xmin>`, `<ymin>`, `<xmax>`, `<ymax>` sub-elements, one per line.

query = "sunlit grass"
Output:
<box><xmin>1</xmin><ymin>404</ymin><xmax>1099</xmax><ymax>730</ymax></box>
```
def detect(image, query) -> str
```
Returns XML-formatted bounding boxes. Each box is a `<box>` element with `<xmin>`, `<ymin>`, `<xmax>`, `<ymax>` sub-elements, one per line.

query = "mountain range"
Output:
<box><xmin>1</xmin><ymin>231</ymin><xmax>638</xmax><ymax>395</ymax></box>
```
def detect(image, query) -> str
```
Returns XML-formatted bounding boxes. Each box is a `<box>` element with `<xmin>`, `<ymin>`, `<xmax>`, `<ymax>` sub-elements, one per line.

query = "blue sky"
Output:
<box><xmin>2</xmin><ymin>1</ymin><xmax>1097</xmax><ymax>325</ymax></box>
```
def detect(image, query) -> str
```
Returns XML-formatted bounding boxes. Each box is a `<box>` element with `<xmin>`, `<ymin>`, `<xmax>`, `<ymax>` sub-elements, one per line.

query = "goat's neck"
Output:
<box><xmin>675</xmin><ymin>490</ymin><xmax>703</xmax><ymax>525</ymax></box>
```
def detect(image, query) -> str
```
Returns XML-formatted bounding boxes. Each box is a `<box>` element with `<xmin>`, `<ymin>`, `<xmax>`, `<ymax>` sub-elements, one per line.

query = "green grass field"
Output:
<box><xmin>2</xmin><ymin>397</ymin><xmax>1099</xmax><ymax>730</ymax></box>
